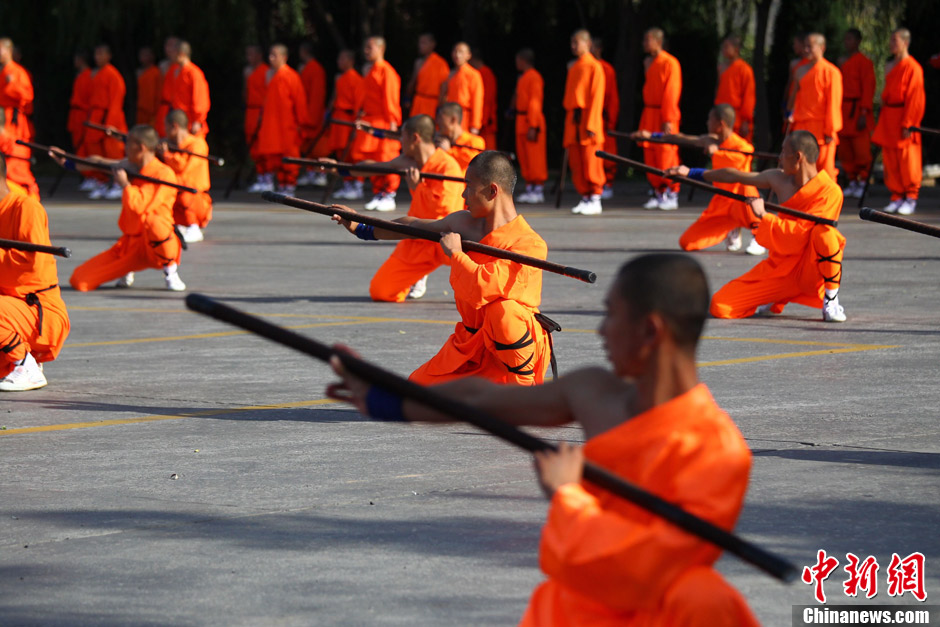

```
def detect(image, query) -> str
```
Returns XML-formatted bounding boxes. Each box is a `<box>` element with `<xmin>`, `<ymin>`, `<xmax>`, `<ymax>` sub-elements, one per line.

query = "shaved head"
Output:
<box><xmin>128</xmin><ymin>124</ymin><xmax>159</xmax><ymax>152</ymax></box>
<box><xmin>723</xmin><ymin>35</ymin><xmax>742</xmax><ymax>49</ymax></box>
<box><xmin>646</xmin><ymin>28</ymin><xmax>664</xmax><ymax>42</ymax></box>
<box><xmin>894</xmin><ymin>28</ymin><xmax>911</xmax><ymax>44</ymax></box>
<box><xmin>0</xmin><ymin>38</ymin><xmax>12</xmax><ymax>52</ymax></box>
<box><xmin>711</xmin><ymin>104</ymin><xmax>736</xmax><ymax>128</ymax></box>
<box><xmin>165</xmin><ymin>108</ymin><xmax>189</xmax><ymax>129</ymax></box>
<box><xmin>178</xmin><ymin>41</ymin><xmax>192</xmax><ymax>58</ymax></box>
<box><xmin>572</xmin><ymin>29</ymin><xmax>592</xmax><ymax>43</ymax></box>
<box><xmin>402</xmin><ymin>114</ymin><xmax>436</xmax><ymax>143</ymax></box>
<box><xmin>845</xmin><ymin>28</ymin><xmax>862</xmax><ymax>42</ymax></box>
<box><xmin>271</xmin><ymin>43</ymin><xmax>288</xmax><ymax>58</ymax></box>
<box><xmin>787</xmin><ymin>130</ymin><xmax>819</xmax><ymax>163</ymax></box>
<box><xmin>616</xmin><ymin>254</ymin><xmax>710</xmax><ymax>350</ymax></box>
<box><xmin>467</xmin><ymin>151</ymin><xmax>516</xmax><ymax>196</ymax></box>
<box><xmin>806</xmin><ymin>32</ymin><xmax>825</xmax><ymax>47</ymax></box>
<box><xmin>367</xmin><ymin>36</ymin><xmax>386</xmax><ymax>50</ymax></box>
<box><xmin>516</xmin><ymin>48</ymin><xmax>535</xmax><ymax>66</ymax></box>
<box><xmin>437</xmin><ymin>101</ymin><xmax>463</xmax><ymax>121</ymax></box>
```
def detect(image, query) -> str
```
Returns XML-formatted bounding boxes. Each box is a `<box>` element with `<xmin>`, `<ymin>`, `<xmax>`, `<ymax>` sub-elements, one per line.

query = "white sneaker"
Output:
<box><xmin>726</xmin><ymin>228</ymin><xmax>743</xmax><ymax>252</ymax></box>
<box><xmin>312</xmin><ymin>172</ymin><xmax>329</xmax><ymax>187</ymax></box>
<box><xmin>78</xmin><ymin>177</ymin><xmax>98</xmax><ymax>191</ymax></box>
<box><xmin>372</xmin><ymin>193</ymin><xmax>397</xmax><ymax>212</ymax></box>
<box><xmin>115</xmin><ymin>272</ymin><xmax>135</xmax><ymax>288</ymax></box>
<box><xmin>643</xmin><ymin>193</ymin><xmax>663</xmax><ymax>209</ymax></box>
<box><xmin>248</xmin><ymin>174</ymin><xmax>274</xmax><ymax>193</ymax></box>
<box><xmin>0</xmin><ymin>353</ymin><xmax>47</xmax><ymax>392</ymax></box>
<box><xmin>883</xmin><ymin>199</ymin><xmax>903</xmax><ymax>213</ymax></box>
<box><xmin>296</xmin><ymin>170</ymin><xmax>316</xmax><ymax>186</ymax></box>
<box><xmin>517</xmin><ymin>186</ymin><xmax>535</xmax><ymax>204</ymax></box>
<box><xmin>333</xmin><ymin>181</ymin><xmax>363</xmax><ymax>200</ymax></box>
<box><xmin>104</xmin><ymin>183</ymin><xmax>124</xmax><ymax>200</ymax></box>
<box><xmin>658</xmin><ymin>191</ymin><xmax>679</xmax><ymax>211</ymax></box>
<box><xmin>364</xmin><ymin>194</ymin><xmax>381</xmax><ymax>210</ymax></box>
<box><xmin>754</xmin><ymin>303</ymin><xmax>775</xmax><ymax>316</ymax></box>
<box><xmin>897</xmin><ymin>198</ymin><xmax>916</xmax><ymax>216</ymax></box>
<box><xmin>842</xmin><ymin>181</ymin><xmax>858</xmax><ymax>198</ymax></box>
<box><xmin>528</xmin><ymin>185</ymin><xmax>544</xmax><ymax>203</ymax></box>
<box><xmin>407</xmin><ymin>275</ymin><xmax>428</xmax><ymax>300</ymax></box>
<box><xmin>601</xmin><ymin>184</ymin><xmax>613</xmax><ymax>200</ymax></box>
<box><xmin>88</xmin><ymin>181</ymin><xmax>108</xmax><ymax>199</ymax></box>
<box><xmin>278</xmin><ymin>184</ymin><xmax>297</xmax><ymax>195</ymax></box>
<box><xmin>745</xmin><ymin>238</ymin><xmax>767</xmax><ymax>256</ymax></box>
<box><xmin>181</xmin><ymin>224</ymin><xmax>204</xmax><ymax>243</ymax></box>
<box><xmin>579</xmin><ymin>195</ymin><xmax>603</xmax><ymax>216</ymax></box>
<box><xmin>823</xmin><ymin>294</ymin><xmax>846</xmax><ymax>322</ymax></box>
<box><xmin>571</xmin><ymin>197</ymin><xmax>588</xmax><ymax>214</ymax></box>
<box><xmin>164</xmin><ymin>264</ymin><xmax>186</xmax><ymax>292</ymax></box>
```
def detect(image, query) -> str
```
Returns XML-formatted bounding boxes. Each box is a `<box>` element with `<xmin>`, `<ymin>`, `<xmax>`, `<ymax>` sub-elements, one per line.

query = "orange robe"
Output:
<box><xmin>0</xmin><ymin>190</ymin><xmax>70</xmax><ymax>378</ymax></box>
<box><xmin>715</xmin><ymin>58</ymin><xmax>756</xmax><ymax>141</ymax></box>
<box><xmin>478</xmin><ymin>63</ymin><xmax>498</xmax><ymax>149</ymax></box>
<box><xmin>409</xmin><ymin>215</ymin><xmax>550</xmax><ymax>386</ymax></box>
<box><xmin>0</xmin><ymin>134</ymin><xmax>39</xmax><ymax>199</ymax></box>
<box><xmin>161</xmin><ymin>135</ymin><xmax>212</xmax><ymax>228</ymax></box>
<box><xmin>519</xmin><ymin>384</ymin><xmax>758</xmax><ymax>626</ymax></box>
<box><xmin>368</xmin><ymin>148</ymin><xmax>463</xmax><ymax>303</ymax></box>
<box><xmin>711</xmin><ymin>170</ymin><xmax>845</xmax><ymax>318</ymax></box>
<box><xmin>447</xmin><ymin>130</ymin><xmax>486</xmax><ymax>173</ymax></box>
<box><xmin>515</xmin><ymin>68</ymin><xmax>547</xmax><ymax>186</ymax></box>
<box><xmin>68</xmin><ymin>67</ymin><xmax>93</xmax><ymax>153</ymax></box>
<box><xmin>792</xmin><ymin>58</ymin><xmax>843</xmax><ymax>179</ymax></box>
<box><xmin>70</xmin><ymin>158</ymin><xmax>182</xmax><ymax>292</ymax></box>
<box><xmin>410</xmin><ymin>52</ymin><xmax>449</xmax><ymax>118</ymax></box>
<box><xmin>86</xmin><ymin>64</ymin><xmax>127</xmax><ymax>165</ymax></box>
<box><xmin>157</xmin><ymin>61</ymin><xmax>210</xmax><ymax>137</ymax></box>
<box><xmin>244</xmin><ymin>62</ymin><xmax>269</xmax><ymax>172</ymax></box>
<box><xmin>300</xmin><ymin>58</ymin><xmax>330</xmax><ymax>158</ymax></box>
<box><xmin>443</xmin><ymin>64</ymin><xmax>484</xmax><ymax>133</ymax></box>
<box><xmin>679</xmin><ymin>134</ymin><xmax>759</xmax><ymax>251</ymax></box>
<box><xmin>329</xmin><ymin>68</ymin><xmax>363</xmax><ymax>154</ymax></box>
<box><xmin>872</xmin><ymin>56</ymin><xmax>925</xmax><ymax>201</ymax></box>
<box><xmin>136</xmin><ymin>65</ymin><xmax>162</xmax><ymax>126</ymax></box>
<box><xmin>563</xmin><ymin>52</ymin><xmax>606</xmax><ymax>197</ymax></box>
<box><xmin>256</xmin><ymin>65</ymin><xmax>311</xmax><ymax>186</ymax></box>
<box><xmin>837</xmin><ymin>52</ymin><xmax>875</xmax><ymax>183</ymax></box>
<box><xmin>353</xmin><ymin>59</ymin><xmax>402</xmax><ymax>195</ymax></box>
<box><xmin>599</xmin><ymin>58</ymin><xmax>620</xmax><ymax>184</ymax></box>
<box><xmin>640</xmin><ymin>51</ymin><xmax>682</xmax><ymax>193</ymax></box>
<box><xmin>0</xmin><ymin>60</ymin><xmax>34</xmax><ymax>141</ymax></box>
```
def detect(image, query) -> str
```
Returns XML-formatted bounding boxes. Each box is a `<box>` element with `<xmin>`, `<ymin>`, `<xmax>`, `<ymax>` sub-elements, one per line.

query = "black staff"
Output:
<box><xmin>859</xmin><ymin>207</ymin><xmax>940</xmax><ymax>239</ymax></box>
<box><xmin>610</xmin><ymin>130</ymin><xmax>778</xmax><ymax>160</ymax></box>
<box><xmin>908</xmin><ymin>125</ymin><xmax>940</xmax><ymax>137</ymax></box>
<box><xmin>284</xmin><ymin>158</ymin><xmax>467</xmax><ymax>184</ymax></box>
<box><xmin>596</xmin><ymin>151</ymin><xmax>838</xmax><ymax>227</ymax></box>
<box><xmin>0</xmin><ymin>237</ymin><xmax>71</xmax><ymax>258</ymax></box>
<box><xmin>18</xmin><ymin>140</ymin><xmax>198</xmax><ymax>194</ymax></box>
<box><xmin>184</xmin><ymin>293</ymin><xmax>799</xmax><ymax>583</ymax></box>
<box><xmin>83</xmin><ymin>121</ymin><xmax>225</xmax><ymax>166</ymax></box>
<box><xmin>261</xmin><ymin>191</ymin><xmax>596</xmax><ymax>284</ymax></box>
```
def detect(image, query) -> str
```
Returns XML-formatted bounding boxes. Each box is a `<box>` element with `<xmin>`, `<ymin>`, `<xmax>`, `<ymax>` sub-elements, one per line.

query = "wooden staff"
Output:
<box><xmin>321</xmin><ymin>123</ymin><xmax>359</xmax><ymax>203</ymax></box>
<box><xmin>0</xmin><ymin>151</ymin><xmax>34</xmax><ymax>163</ymax></box>
<box><xmin>553</xmin><ymin>147</ymin><xmax>569</xmax><ymax>209</ymax></box>
<box><xmin>329</xmin><ymin>117</ymin><xmax>494</xmax><ymax>154</ymax></box>
<box><xmin>856</xmin><ymin>145</ymin><xmax>881</xmax><ymax>209</ymax></box>
<box><xmin>0</xmin><ymin>237</ymin><xmax>71</xmax><ymax>258</ymax></box>
<box><xmin>859</xmin><ymin>207</ymin><xmax>940</xmax><ymax>239</ymax></box>
<box><xmin>908</xmin><ymin>125</ymin><xmax>940</xmax><ymax>137</ymax></box>
<box><xmin>285</xmin><ymin>158</ymin><xmax>467</xmax><ymax>184</ymax></box>
<box><xmin>184</xmin><ymin>293</ymin><xmax>798</xmax><ymax>583</ymax></box>
<box><xmin>596</xmin><ymin>151</ymin><xmax>838</xmax><ymax>227</ymax></box>
<box><xmin>609</xmin><ymin>130</ymin><xmax>778</xmax><ymax>160</ymax></box>
<box><xmin>261</xmin><ymin>191</ymin><xmax>596</xmax><ymax>284</ymax></box>
<box><xmin>18</xmin><ymin>140</ymin><xmax>198</xmax><ymax>194</ymax></box>
<box><xmin>83</xmin><ymin>121</ymin><xmax>225</xmax><ymax>166</ymax></box>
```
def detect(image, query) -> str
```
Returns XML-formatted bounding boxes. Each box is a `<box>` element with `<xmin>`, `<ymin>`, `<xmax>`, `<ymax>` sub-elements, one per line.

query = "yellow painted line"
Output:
<box><xmin>701</xmin><ymin>335</ymin><xmax>894</xmax><ymax>349</ymax></box>
<box><xmin>699</xmin><ymin>345</ymin><xmax>897</xmax><ymax>367</ymax></box>
<box><xmin>0</xmin><ymin>399</ymin><xmax>336</xmax><ymax>436</ymax></box>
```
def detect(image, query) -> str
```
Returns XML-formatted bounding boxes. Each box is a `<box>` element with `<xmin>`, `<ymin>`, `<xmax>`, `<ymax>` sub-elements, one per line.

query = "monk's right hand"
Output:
<box><xmin>315</xmin><ymin>157</ymin><xmax>336</xmax><ymax>172</ymax></box>
<box><xmin>48</xmin><ymin>146</ymin><xmax>67</xmax><ymax>167</ymax></box>
<box><xmin>326</xmin><ymin>346</ymin><xmax>370</xmax><ymax>415</ymax></box>
<box><xmin>404</xmin><ymin>166</ymin><xmax>421</xmax><ymax>191</ymax></box>
<box><xmin>526</xmin><ymin>128</ymin><xmax>539</xmax><ymax>142</ymax></box>
<box><xmin>533</xmin><ymin>442</ymin><xmax>584</xmax><ymax>499</ymax></box>
<box><xmin>746</xmin><ymin>196</ymin><xmax>767</xmax><ymax>219</ymax></box>
<box><xmin>330</xmin><ymin>206</ymin><xmax>358</xmax><ymax>234</ymax></box>
<box><xmin>664</xmin><ymin>165</ymin><xmax>689</xmax><ymax>178</ymax></box>
<box><xmin>631</xmin><ymin>129</ymin><xmax>651</xmax><ymax>140</ymax></box>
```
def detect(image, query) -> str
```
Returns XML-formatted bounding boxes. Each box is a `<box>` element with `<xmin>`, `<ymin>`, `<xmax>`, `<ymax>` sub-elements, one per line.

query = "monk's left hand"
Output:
<box><xmin>662</xmin><ymin>122</ymin><xmax>674</xmax><ymax>134</ymax></box>
<box><xmin>113</xmin><ymin>169</ymin><xmax>130</xmax><ymax>188</ymax></box>
<box><xmin>902</xmin><ymin>128</ymin><xmax>911</xmax><ymax>140</ymax></box>
<box><xmin>740</xmin><ymin>120</ymin><xmax>750</xmax><ymax>138</ymax></box>
<box><xmin>534</xmin><ymin>442</ymin><xmax>584</xmax><ymax>499</ymax></box>
<box><xmin>664</xmin><ymin>165</ymin><xmax>689</xmax><ymax>178</ymax></box>
<box><xmin>440</xmin><ymin>231</ymin><xmax>462</xmax><ymax>257</ymax></box>
<box><xmin>404</xmin><ymin>167</ymin><xmax>421</xmax><ymax>191</ymax></box>
<box><xmin>191</xmin><ymin>122</ymin><xmax>203</xmax><ymax>134</ymax></box>
<box><xmin>326</xmin><ymin>344</ymin><xmax>369</xmax><ymax>415</ymax></box>
<box><xmin>746</xmin><ymin>196</ymin><xmax>767</xmax><ymax>219</ymax></box>
<box><xmin>824</xmin><ymin>135</ymin><xmax>834</xmax><ymax>144</ymax></box>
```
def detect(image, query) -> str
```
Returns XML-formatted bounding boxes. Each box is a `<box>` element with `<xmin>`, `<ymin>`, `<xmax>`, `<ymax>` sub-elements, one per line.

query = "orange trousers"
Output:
<box><xmin>837</xmin><ymin>133</ymin><xmax>872</xmax><ymax>182</ymax></box>
<box><xmin>567</xmin><ymin>142</ymin><xmax>605</xmax><ymax>196</ymax></box>
<box><xmin>710</xmin><ymin>225</ymin><xmax>845</xmax><ymax>318</ymax></box>
<box><xmin>173</xmin><ymin>192</ymin><xmax>213</xmax><ymax>228</ymax></box>
<box><xmin>70</xmin><ymin>232</ymin><xmax>182</xmax><ymax>292</ymax></box>
<box><xmin>882</xmin><ymin>142</ymin><xmax>922</xmax><ymax>200</ymax></box>
<box><xmin>261</xmin><ymin>148</ymin><xmax>300</xmax><ymax>186</ymax></box>
<box><xmin>679</xmin><ymin>198</ymin><xmax>757</xmax><ymax>251</ymax></box>
<box><xmin>0</xmin><ymin>292</ymin><xmax>70</xmax><ymax>377</ymax></box>
<box><xmin>410</xmin><ymin>299</ymin><xmax>549</xmax><ymax>386</ymax></box>
<box><xmin>482</xmin><ymin>129</ymin><xmax>497</xmax><ymax>151</ymax></box>
<box><xmin>516</xmin><ymin>133</ymin><xmax>547</xmax><ymax>185</ymax></box>
<box><xmin>643</xmin><ymin>142</ymin><xmax>680</xmax><ymax>193</ymax></box>
<box><xmin>357</xmin><ymin>143</ymin><xmax>401</xmax><ymax>196</ymax></box>
<box><xmin>603</xmin><ymin>133</ymin><xmax>617</xmax><ymax>184</ymax></box>
<box><xmin>369</xmin><ymin>239</ymin><xmax>448</xmax><ymax>303</ymax></box>
<box><xmin>817</xmin><ymin>140</ymin><xmax>839</xmax><ymax>180</ymax></box>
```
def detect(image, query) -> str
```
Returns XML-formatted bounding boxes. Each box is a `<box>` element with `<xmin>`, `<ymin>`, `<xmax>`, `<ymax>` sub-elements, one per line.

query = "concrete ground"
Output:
<box><xmin>1</xmin><ymin>176</ymin><xmax>938</xmax><ymax>626</ymax></box>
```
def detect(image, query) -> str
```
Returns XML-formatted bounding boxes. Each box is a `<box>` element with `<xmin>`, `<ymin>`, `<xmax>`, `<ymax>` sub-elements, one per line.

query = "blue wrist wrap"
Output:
<box><xmin>651</xmin><ymin>132</ymin><xmax>664</xmax><ymax>138</ymax></box>
<box><xmin>64</xmin><ymin>159</ymin><xmax>77</xmax><ymax>171</ymax></box>
<box><xmin>355</xmin><ymin>223</ymin><xmax>377</xmax><ymax>241</ymax></box>
<box><xmin>365</xmin><ymin>387</ymin><xmax>407</xmax><ymax>422</ymax></box>
<box><xmin>687</xmin><ymin>168</ymin><xmax>706</xmax><ymax>181</ymax></box>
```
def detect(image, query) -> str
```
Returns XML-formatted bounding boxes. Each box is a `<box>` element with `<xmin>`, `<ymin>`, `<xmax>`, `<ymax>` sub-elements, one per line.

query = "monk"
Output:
<box><xmin>159</xmin><ymin>37</ymin><xmax>180</xmax><ymax>78</ymax></box>
<box><xmin>638</xmin><ymin>105</ymin><xmax>764</xmax><ymax>255</ymax></box>
<box><xmin>591</xmin><ymin>38</ymin><xmax>620</xmax><ymax>199</ymax></box>
<box><xmin>435</xmin><ymin>101</ymin><xmax>486</xmax><ymax>173</ymax></box>
<box><xmin>469</xmin><ymin>50</ymin><xmax>498</xmax><ymax>149</ymax></box>
<box><xmin>353</xmin><ymin>37</ymin><xmax>402</xmax><ymax>212</ymax></box>
<box><xmin>85</xmin><ymin>44</ymin><xmax>128</xmax><ymax>200</ymax></box>
<box><xmin>638</xmin><ymin>28</ymin><xmax>682</xmax><ymax>210</ymax></box>
<box><xmin>334</xmin><ymin>149</ymin><xmax>550</xmax><ymax>385</ymax></box>
<box><xmin>0</xmin><ymin>110</ymin><xmax>38</xmax><ymax>199</ymax></box>
<box><xmin>243</xmin><ymin>45</ymin><xmax>270</xmax><ymax>192</ymax></box>
<box><xmin>512</xmin><ymin>49</ymin><xmax>547</xmax><ymax>204</ymax></box>
<box><xmin>156</xmin><ymin>41</ymin><xmax>210</xmax><ymax>138</ymax></box>
<box><xmin>564</xmin><ymin>30</ymin><xmax>606</xmax><ymax>216</ymax></box>
<box><xmin>160</xmin><ymin>109</ymin><xmax>212</xmax><ymax>243</ymax></box>
<box><xmin>68</xmin><ymin>52</ymin><xmax>97</xmax><ymax>192</ymax></box>
<box><xmin>871</xmin><ymin>28</ymin><xmax>925</xmax><ymax>216</ymax></box>
<box><xmin>327</xmin><ymin>253</ymin><xmax>760</xmax><ymax>627</ymax></box>
<box><xmin>714</xmin><ymin>35</ymin><xmax>755</xmax><ymax>142</ymax></box>
<box><xmin>837</xmin><ymin>29</ymin><xmax>875</xmax><ymax>199</ymax></box>
<box><xmin>440</xmin><ymin>42</ymin><xmax>483</xmax><ymax>135</ymax></box>
<box><xmin>136</xmin><ymin>47</ymin><xmax>162</xmax><ymax>126</ymax></box>
<box><xmin>255</xmin><ymin>44</ymin><xmax>312</xmax><ymax>195</ymax></box>
<box><xmin>405</xmin><ymin>33</ymin><xmax>449</xmax><ymax>119</ymax></box>
<box><xmin>0</xmin><ymin>155</ymin><xmax>70</xmax><ymax>392</ymax></box>
<box><xmin>789</xmin><ymin>33</ymin><xmax>843</xmax><ymax>179</ymax></box>
<box><xmin>329</xmin><ymin>50</ymin><xmax>365</xmax><ymax>201</ymax></box>
<box><xmin>63</xmin><ymin>125</ymin><xmax>186</xmax><ymax>292</ymax></box>
<box><xmin>330</xmin><ymin>115</ymin><xmax>463</xmax><ymax>302</ymax></box>
<box><xmin>0</xmin><ymin>38</ymin><xmax>33</xmax><ymax>143</ymax></box>
<box><xmin>296</xmin><ymin>42</ymin><xmax>330</xmax><ymax>186</ymax></box>
<box><xmin>667</xmin><ymin>130</ymin><xmax>847</xmax><ymax>322</ymax></box>
<box><xmin>784</xmin><ymin>34</ymin><xmax>809</xmax><ymax>127</ymax></box>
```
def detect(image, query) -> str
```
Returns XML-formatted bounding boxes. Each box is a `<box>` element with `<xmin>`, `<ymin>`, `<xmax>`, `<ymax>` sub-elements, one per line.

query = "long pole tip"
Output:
<box><xmin>260</xmin><ymin>190</ymin><xmax>284</xmax><ymax>203</ymax></box>
<box><xmin>185</xmin><ymin>293</ymin><xmax>217</xmax><ymax>315</ymax></box>
<box><xmin>858</xmin><ymin>207</ymin><xmax>874</xmax><ymax>220</ymax></box>
<box><xmin>62</xmin><ymin>248</ymin><xmax>72</xmax><ymax>258</ymax></box>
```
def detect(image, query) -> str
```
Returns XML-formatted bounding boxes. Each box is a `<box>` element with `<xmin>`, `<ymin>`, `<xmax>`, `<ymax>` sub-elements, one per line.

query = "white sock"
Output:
<box><xmin>164</xmin><ymin>263</ymin><xmax>179</xmax><ymax>276</ymax></box>
<box><xmin>825</xmin><ymin>288</ymin><xmax>838</xmax><ymax>300</ymax></box>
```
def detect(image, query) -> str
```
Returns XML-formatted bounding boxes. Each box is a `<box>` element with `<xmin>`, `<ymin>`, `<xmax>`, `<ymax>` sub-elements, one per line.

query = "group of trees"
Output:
<box><xmin>3</xmin><ymin>0</ymin><xmax>938</xmax><ymax>172</ymax></box>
